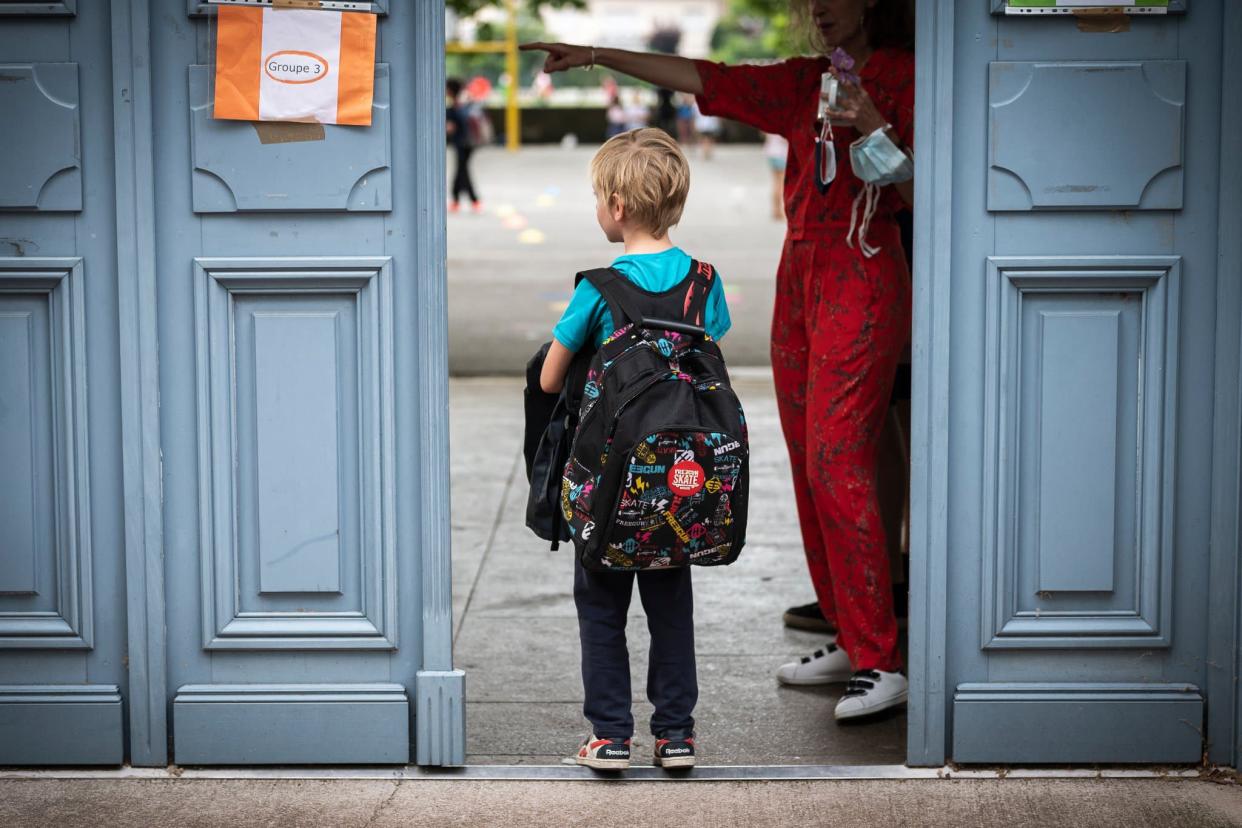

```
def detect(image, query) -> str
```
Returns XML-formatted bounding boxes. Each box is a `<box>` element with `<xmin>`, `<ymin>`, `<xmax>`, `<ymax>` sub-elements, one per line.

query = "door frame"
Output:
<box><xmin>411</xmin><ymin>0</ymin><xmax>466</xmax><ymax>766</ymax></box>
<box><xmin>906</xmin><ymin>0</ymin><xmax>954</xmax><ymax>768</ymax></box>
<box><xmin>112</xmin><ymin>0</ymin><xmax>168</xmax><ymax>768</ymax></box>
<box><xmin>1212</xmin><ymin>0</ymin><xmax>1242</xmax><ymax>768</ymax></box>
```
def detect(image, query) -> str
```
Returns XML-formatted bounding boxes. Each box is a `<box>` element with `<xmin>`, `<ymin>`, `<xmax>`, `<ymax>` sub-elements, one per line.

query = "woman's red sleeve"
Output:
<box><xmin>692</xmin><ymin>58</ymin><xmax>811</xmax><ymax>138</ymax></box>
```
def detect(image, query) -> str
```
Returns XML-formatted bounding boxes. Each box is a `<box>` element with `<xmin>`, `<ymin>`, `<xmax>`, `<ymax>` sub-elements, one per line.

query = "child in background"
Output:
<box><xmin>445</xmin><ymin>77</ymin><xmax>482</xmax><ymax>213</ymax></box>
<box><xmin>763</xmin><ymin>132</ymin><xmax>789</xmax><ymax>221</ymax></box>
<box><xmin>605</xmin><ymin>93</ymin><xmax>627</xmax><ymax>138</ymax></box>
<box><xmin>693</xmin><ymin>100</ymin><xmax>721</xmax><ymax>160</ymax></box>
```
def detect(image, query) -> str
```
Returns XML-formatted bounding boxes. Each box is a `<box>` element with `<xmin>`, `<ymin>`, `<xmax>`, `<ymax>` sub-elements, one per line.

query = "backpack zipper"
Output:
<box><xmin>568</xmin><ymin>338</ymin><xmax>666</xmax><ymax>461</ymax></box>
<box><xmin>585</xmin><ymin>373</ymin><xmax>707</xmax><ymax>523</ymax></box>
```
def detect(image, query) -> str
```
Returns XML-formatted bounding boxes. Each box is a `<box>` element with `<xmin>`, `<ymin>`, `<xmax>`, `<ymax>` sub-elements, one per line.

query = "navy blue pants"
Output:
<box><xmin>573</xmin><ymin>558</ymin><xmax>697</xmax><ymax>740</ymax></box>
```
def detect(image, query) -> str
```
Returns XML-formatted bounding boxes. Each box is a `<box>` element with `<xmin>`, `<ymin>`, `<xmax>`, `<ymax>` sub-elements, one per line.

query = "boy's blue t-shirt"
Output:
<box><xmin>552</xmin><ymin>247</ymin><xmax>732</xmax><ymax>352</ymax></box>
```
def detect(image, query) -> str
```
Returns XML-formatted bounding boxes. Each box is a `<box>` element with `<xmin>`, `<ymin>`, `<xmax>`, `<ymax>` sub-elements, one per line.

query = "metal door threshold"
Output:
<box><xmin>0</xmin><ymin>765</ymin><xmax>1204</xmax><ymax>782</ymax></box>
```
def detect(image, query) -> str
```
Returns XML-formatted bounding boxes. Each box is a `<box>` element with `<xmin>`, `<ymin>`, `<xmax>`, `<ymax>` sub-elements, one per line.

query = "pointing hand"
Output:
<box><xmin>520</xmin><ymin>42</ymin><xmax>593</xmax><ymax>73</ymax></box>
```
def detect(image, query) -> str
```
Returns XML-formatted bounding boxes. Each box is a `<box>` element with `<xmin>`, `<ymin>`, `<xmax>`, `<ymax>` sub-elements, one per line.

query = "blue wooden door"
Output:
<box><xmin>0</xmin><ymin>0</ymin><xmax>127</xmax><ymax>765</ymax></box>
<box><xmin>148</xmin><ymin>1</ymin><xmax>461</xmax><ymax>765</ymax></box>
<box><xmin>909</xmin><ymin>0</ymin><xmax>1240</xmax><ymax>765</ymax></box>
<box><xmin>0</xmin><ymin>0</ymin><xmax>460</xmax><ymax>766</ymax></box>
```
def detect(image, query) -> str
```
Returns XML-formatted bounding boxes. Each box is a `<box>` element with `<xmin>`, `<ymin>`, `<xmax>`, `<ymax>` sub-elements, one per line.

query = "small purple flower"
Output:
<box><xmin>830</xmin><ymin>47</ymin><xmax>860</xmax><ymax>86</ymax></box>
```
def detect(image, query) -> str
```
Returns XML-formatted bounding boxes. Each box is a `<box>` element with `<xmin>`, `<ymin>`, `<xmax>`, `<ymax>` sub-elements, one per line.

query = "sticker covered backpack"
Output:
<box><xmin>561</xmin><ymin>261</ymin><xmax>749</xmax><ymax>571</ymax></box>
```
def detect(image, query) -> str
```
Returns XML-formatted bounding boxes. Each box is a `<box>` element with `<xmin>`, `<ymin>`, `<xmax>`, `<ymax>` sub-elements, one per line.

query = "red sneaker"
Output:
<box><xmin>653</xmin><ymin>735</ymin><xmax>696</xmax><ymax>769</ymax></box>
<box><xmin>448</xmin><ymin>200</ymin><xmax>460</xmax><ymax>213</ymax></box>
<box><xmin>574</xmin><ymin>733</ymin><xmax>631</xmax><ymax>770</ymax></box>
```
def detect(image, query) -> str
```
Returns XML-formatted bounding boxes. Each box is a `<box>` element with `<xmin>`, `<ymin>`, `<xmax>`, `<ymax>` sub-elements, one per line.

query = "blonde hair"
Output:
<box><xmin>789</xmin><ymin>0</ymin><xmax>829</xmax><ymax>55</ymax></box>
<box><xmin>590</xmin><ymin>128</ymin><xmax>690</xmax><ymax>239</ymax></box>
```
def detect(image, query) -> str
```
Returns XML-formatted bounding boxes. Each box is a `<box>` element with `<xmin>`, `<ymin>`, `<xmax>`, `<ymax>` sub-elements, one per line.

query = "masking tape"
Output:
<box><xmin>1073</xmin><ymin>9</ymin><xmax>1131</xmax><ymax>32</ymax></box>
<box><xmin>252</xmin><ymin>120</ymin><xmax>326</xmax><ymax>144</ymax></box>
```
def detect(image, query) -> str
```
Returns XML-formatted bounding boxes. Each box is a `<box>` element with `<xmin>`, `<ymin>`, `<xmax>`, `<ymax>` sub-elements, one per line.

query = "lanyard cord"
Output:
<box><xmin>814</xmin><ymin>119</ymin><xmax>835</xmax><ymax>195</ymax></box>
<box><xmin>814</xmin><ymin>119</ymin><xmax>885</xmax><ymax>258</ymax></box>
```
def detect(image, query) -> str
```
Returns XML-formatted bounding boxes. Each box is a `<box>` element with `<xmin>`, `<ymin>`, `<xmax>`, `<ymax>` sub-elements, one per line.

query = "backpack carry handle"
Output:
<box><xmin>641</xmin><ymin>317</ymin><xmax>706</xmax><ymax>337</ymax></box>
<box><xmin>578</xmin><ymin>261</ymin><xmax>713</xmax><ymax>339</ymax></box>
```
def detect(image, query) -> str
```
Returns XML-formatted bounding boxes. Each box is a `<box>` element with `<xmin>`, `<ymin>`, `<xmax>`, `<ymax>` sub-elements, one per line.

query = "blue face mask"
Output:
<box><xmin>849</xmin><ymin>126</ymin><xmax>913</xmax><ymax>186</ymax></box>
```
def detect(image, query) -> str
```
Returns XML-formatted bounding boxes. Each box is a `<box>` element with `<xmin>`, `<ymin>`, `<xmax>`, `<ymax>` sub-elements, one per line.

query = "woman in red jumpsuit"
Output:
<box><xmin>524</xmin><ymin>0</ymin><xmax>914</xmax><ymax>721</ymax></box>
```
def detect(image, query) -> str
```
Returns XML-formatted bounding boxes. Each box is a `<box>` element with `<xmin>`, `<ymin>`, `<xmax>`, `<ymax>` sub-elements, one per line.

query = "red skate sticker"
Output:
<box><xmin>668</xmin><ymin>460</ymin><xmax>705</xmax><ymax>497</ymax></box>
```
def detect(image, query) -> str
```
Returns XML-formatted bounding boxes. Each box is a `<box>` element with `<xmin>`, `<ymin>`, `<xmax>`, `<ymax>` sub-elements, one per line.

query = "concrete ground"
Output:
<box><xmin>449</xmin><ymin>373</ymin><xmax>906</xmax><ymax>766</ymax></box>
<box><xmin>2</xmin><ymin>777</ymin><xmax>1240</xmax><ymax>827</ymax></box>
<box><xmin>447</xmin><ymin>144</ymin><xmax>785</xmax><ymax>375</ymax></box>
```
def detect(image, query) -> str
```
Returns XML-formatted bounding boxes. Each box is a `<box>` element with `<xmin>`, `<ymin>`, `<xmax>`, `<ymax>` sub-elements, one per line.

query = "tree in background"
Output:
<box><xmin>446</xmin><ymin>10</ymin><xmax>550</xmax><ymax>95</ymax></box>
<box><xmin>445</xmin><ymin>0</ymin><xmax>605</xmax><ymax>96</ymax></box>
<box><xmin>710</xmin><ymin>0</ymin><xmax>799</xmax><ymax>64</ymax></box>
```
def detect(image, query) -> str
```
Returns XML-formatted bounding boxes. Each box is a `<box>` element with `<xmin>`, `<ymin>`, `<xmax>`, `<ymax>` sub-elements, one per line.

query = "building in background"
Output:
<box><xmin>451</xmin><ymin>0</ymin><xmax>725</xmax><ymax>58</ymax></box>
<box><xmin>540</xmin><ymin>0</ymin><xmax>725</xmax><ymax>58</ymax></box>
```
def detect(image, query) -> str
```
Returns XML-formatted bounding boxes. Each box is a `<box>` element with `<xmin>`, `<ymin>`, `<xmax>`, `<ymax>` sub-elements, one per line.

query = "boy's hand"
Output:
<box><xmin>521</xmin><ymin>42</ymin><xmax>593</xmax><ymax>74</ymax></box>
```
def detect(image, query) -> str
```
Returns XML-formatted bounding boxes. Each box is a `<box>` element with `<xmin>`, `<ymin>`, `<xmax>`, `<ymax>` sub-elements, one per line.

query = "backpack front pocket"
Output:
<box><xmin>593</xmin><ymin>428</ymin><xmax>745</xmax><ymax>570</ymax></box>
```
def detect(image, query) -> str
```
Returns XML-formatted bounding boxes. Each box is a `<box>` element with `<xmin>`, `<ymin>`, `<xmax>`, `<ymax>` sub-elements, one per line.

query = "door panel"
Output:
<box><xmin>987</xmin><ymin>60</ymin><xmax>1184</xmax><ymax>211</ymax></box>
<box><xmin>0</xmin><ymin>2</ymin><xmax>127</xmax><ymax>765</ymax></box>
<box><xmin>926</xmin><ymin>1</ymin><xmax>1224</xmax><ymax>764</ymax></box>
<box><xmin>0</xmin><ymin>260</ymin><xmax>92</xmax><ymax>648</ymax></box>
<box><xmin>953</xmin><ymin>683</ymin><xmax>1202</xmax><ymax>764</ymax></box>
<box><xmin>192</xmin><ymin>257</ymin><xmax>397</xmax><ymax>651</ymax></box>
<box><xmin>187</xmin><ymin>64</ymin><xmax>393</xmax><ymax>212</ymax></box>
<box><xmin>0</xmin><ymin>63</ymin><xmax>81</xmax><ymax>211</ymax></box>
<box><xmin>0</xmin><ymin>1</ymin><xmax>456</xmax><ymax>766</ymax></box>
<box><xmin>980</xmin><ymin>257</ymin><xmax>1178</xmax><ymax>649</ymax></box>
<box><xmin>151</xmin><ymin>4</ymin><xmax>445</xmax><ymax>765</ymax></box>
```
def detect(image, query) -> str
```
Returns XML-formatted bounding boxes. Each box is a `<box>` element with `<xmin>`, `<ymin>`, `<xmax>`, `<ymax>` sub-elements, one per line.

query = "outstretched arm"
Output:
<box><xmin>520</xmin><ymin>42</ymin><xmax>704</xmax><ymax>96</ymax></box>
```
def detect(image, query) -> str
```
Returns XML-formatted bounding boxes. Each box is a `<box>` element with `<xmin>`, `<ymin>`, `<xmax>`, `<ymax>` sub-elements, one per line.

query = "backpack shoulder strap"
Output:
<box><xmin>578</xmin><ymin>267</ymin><xmax>646</xmax><ymax>331</ymax></box>
<box><xmin>680</xmin><ymin>259</ymin><xmax>716</xmax><ymax>329</ymax></box>
<box><xmin>573</xmin><ymin>267</ymin><xmax>613</xmax><ymax>289</ymax></box>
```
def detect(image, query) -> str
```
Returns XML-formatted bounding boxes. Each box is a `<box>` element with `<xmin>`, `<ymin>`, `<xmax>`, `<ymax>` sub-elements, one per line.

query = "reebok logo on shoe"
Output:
<box><xmin>654</xmin><ymin>736</ymin><xmax>696</xmax><ymax>769</ymax></box>
<box><xmin>574</xmin><ymin>734</ymin><xmax>631</xmax><ymax>770</ymax></box>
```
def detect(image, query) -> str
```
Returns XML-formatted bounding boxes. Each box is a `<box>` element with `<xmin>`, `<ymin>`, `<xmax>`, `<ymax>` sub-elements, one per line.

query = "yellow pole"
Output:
<box><xmin>505</xmin><ymin>0</ymin><xmax>520</xmax><ymax>151</ymax></box>
<box><xmin>445</xmin><ymin>42</ymin><xmax>508</xmax><ymax>53</ymax></box>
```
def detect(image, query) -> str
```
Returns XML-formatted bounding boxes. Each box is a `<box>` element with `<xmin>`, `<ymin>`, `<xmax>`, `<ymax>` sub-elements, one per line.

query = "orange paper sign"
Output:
<box><xmin>214</xmin><ymin>6</ymin><xmax>376</xmax><ymax>126</ymax></box>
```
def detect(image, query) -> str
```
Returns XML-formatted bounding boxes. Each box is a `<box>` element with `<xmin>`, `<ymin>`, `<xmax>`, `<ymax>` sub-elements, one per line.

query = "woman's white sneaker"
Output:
<box><xmin>776</xmin><ymin>642</ymin><xmax>853</xmax><ymax>685</ymax></box>
<box><xmin>833</xmin><ymin>669</ymin><xmax>908</xmax><ymax>720</ymax></box>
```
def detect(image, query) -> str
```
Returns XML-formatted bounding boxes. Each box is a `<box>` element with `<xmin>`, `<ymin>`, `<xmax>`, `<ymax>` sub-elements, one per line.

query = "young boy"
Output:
<box><xmin>540</xmin><ymin>128</ymin><xmax>732</xmax><ymax>770</ymax></box>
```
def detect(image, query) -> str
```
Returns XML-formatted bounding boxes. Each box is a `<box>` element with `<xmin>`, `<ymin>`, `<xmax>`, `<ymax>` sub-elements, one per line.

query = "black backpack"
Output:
<box><xmin>561</xmin><ymin>260</ymin><xmax>749</xmax><ymax>571</ymax></box>
<box><xmin>525</xmin><ymin>342</ymin><xmax>593</xmax><ymax>549</ymax></box>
